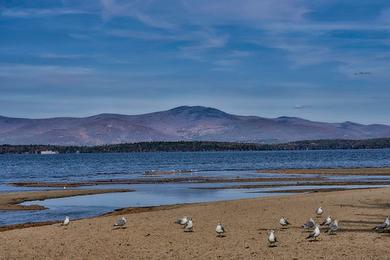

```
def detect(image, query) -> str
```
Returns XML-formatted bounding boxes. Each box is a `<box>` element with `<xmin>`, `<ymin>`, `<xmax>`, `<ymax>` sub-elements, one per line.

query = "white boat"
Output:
<box><xmin>40</xmin><ymin>150</ymin><xmax>59</xmax><ymax>155</ymax></box>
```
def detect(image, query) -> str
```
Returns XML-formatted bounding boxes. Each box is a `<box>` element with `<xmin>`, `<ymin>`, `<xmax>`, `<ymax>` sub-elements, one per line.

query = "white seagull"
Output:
<box><xmin>62</xmin><ymin>216</ymin><xmax>70</xmax><ymax>226</ymax></box>
<box><xmin>302</xmin><ymin>218</ymin><xmax>316</xmax><ymax>229</ymax></box>
<box><xmin>216</xmin><ymin>222</ymin><xmax>225</xmax><ymax>237</ymax></box>
<box><xmin>279</xmin><ymin>217</ymin><xmax>290</xmax><ymax>227</ymax></box>
<box><xmin>268</xmin><ymin>230</ymin><xmax>278</xmax><ymax>247</ymax></box>
<box><xmin>114</xmin><ymin>217</ymin><xmax>127</xmax><ymax>228</ymax></box>
<box><xmin>184</xmin><ymin>217</ymin><xmax>193</xmax><ymax>232</ymax></box>
<box><xmin>315</xmin><ymin>207</ymin><xmax>323</xmax><ymax>216</ymax></box>
<box><xmin>327</xmin><ymin>220</ymin><xmax>339</xmax><ymax>235</ymax></box>
<box><xmin>321</xmin><ymin>216</ymin><xmax>332</xmax><ymax>226</ymax></box>
<box><xmin>373</xmin><ymin>216</ymin><xmax>389</xmax><ymax>232</ymax></box>
<box><xmin>175</xmin><ymin>216</ymin><xmax>188</xmax><ymax>226</ymax></box>
<box><xmin>306</xmin><ymin>224</ymin><xmax>320</xmax><ymax>240</ymax></box>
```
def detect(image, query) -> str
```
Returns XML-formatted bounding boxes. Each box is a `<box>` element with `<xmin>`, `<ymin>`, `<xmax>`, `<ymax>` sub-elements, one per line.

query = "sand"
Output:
<box><xmin>1</xmin><ymin>188</ymin><xmax>390</xmax><ymax>259</ymax></box>
<box><xmin>257</xmin><ymin>167</ymin><xmax>390</xmax><ymax>175</ymax></box>
<box><xmin>11</xmin><ymin>167</ymin><xmax>390</xmax><ymax>189</ymax></box>
<box><xmin>10</xmin><ymin>176</ymin><xmax>324</xmax><ymax>188</ymax></box>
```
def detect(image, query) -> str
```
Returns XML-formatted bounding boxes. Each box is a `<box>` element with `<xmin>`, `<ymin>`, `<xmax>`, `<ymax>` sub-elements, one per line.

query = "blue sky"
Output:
<box><xmin>1</xmin><ymin>0</ymin><xmax>390</xmax><ymax>124</ymax></box>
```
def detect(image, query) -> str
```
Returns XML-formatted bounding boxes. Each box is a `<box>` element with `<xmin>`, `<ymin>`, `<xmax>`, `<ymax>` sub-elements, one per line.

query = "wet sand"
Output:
<box><xmin>10</xmin><ymin>176</ymin><xmax>324</xmax><ymax>188</ymax></box>
<box><xmin>0</xmin><ymin>188</ymin><xmax>389</xmax><ymax>259</ymax></box>
<box><xmin>0</xmin><ymin>189</ymin><xmax>131</xmax><ymax>211</ymax></box>
<box><xmin>192</xmin><ymin>180</ymin><xmax>390</xmax><ymax>190</ymax></box>
<box><xmin>143</xmin><ymin>169</ymin><xmax>193</xmax><ymax>176</ymax></box>
<box><xmin>257</xmin><ymin>167</ymin><xmax>390</xmax><ymax>175</ymax></box>
<box><xmin>11</xmin><ymin>167</ymin><xmax>390</xmax><ymax>189</ymax></box>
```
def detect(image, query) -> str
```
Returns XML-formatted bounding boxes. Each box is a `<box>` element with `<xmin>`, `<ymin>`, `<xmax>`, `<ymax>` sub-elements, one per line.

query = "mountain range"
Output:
<box><xmin>1</xmin><ymin>106</ymin><xmax>390</xmax><ymax>145</ymax></box>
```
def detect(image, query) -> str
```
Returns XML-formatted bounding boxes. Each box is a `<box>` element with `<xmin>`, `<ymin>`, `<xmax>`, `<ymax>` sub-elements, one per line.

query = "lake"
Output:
<box><xmin>1</xmin><ymin>149</ymin><xmax>390</xmax><ymax>226</ymax></box>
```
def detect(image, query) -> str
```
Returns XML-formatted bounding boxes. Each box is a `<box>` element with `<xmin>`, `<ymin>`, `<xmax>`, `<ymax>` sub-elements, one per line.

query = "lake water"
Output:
<box><xmin>1</xmin><ymin>149</ymin><xmax>390</xmax><ymax>226</ymax></box>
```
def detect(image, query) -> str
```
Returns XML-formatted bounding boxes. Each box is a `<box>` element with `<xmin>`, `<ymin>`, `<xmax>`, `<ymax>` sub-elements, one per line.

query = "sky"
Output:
<box><xmin>0</xmin><ymin>0</ymin><xmax>390</xmax><ymax>124</ymax></box>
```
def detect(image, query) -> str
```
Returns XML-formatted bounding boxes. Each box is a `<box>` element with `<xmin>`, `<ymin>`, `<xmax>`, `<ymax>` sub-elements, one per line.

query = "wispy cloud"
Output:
<box><xmin>0</xmin><ymin>64</ymin><xmax>94</xmax><ymax>79</ymax></box>
<box><xmin>178</xmin><ymin>33</ymin><xmax>229</xmax><ymax>61</ymax></box>
<box><xmin>293</xmin><ymin>104</ymin><xmax>312</xmax><ymax>110</ymax></box>
<box><xmin>38</xmin><ymin>53</ymin><xmax>95</xmax><ymax>60</ymax></box>
<box><xmin>100</xmin><ymin>0</ymin><xmax>176</xmax><ymax>29</ymax></box>
<box><xmin>182</xmin><ymin>0</ymin><xmax>308</xmax><ymax>24</ymax></box>
<box><xmin>1</xmin><ymin>8</ymin><xmax>90</xmax><ymax>18</ymax></box>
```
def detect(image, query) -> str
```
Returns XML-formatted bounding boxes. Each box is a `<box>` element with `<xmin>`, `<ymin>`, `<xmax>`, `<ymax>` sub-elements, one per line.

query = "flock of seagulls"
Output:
<box><xmin>272</xmin><ymin>207</ymin><xmax>340</xmax><ymax>244</ymax></box>
<box><xmin>60</xmin><ymin>206</ymin><xmax>390</xmax><ymax>248</ymax></box>
<box><xmin>172</xmin><ymin>206</ymin><xmax>388</xmax><ymax>247</ymax></box>
<box><xmin>173</xmin><ymin>206</ymin><xmax>341</xmax><ymax>246</ymax></box>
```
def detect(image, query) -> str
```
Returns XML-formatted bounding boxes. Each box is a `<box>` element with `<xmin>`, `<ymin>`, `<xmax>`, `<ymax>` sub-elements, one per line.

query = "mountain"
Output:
<box><xmin>1</xmin><ymin>106</ymin><xmax>390</xmax><ymax>145</ymax></box>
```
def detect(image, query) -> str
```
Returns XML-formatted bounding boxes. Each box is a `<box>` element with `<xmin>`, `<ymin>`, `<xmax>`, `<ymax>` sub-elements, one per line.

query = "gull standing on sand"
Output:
<box><xmin>306</xmin><ymin>224</ymin><xmax>320</xmax><ymax>240</ymax></box>
<box><xmin>63</xmin><ymin>216</ymin><xmax>70</xmax><ymax>226</ymax></box>
<box><xmin>184</xmin><ymin>217</ymin><xmax>193</xmax><ymax>232</ymax></box>
<box><xmin>315</xmin><ymin>207</ymin><xmax>323</xmax><ymax>216</ymax></box>
<box><xmin>216</xmin><ymin>222</ymin><xmax>225</xmax><ymax>237</ymax></box>
<box><xmin>175</xmin><ymin>216</ymin><xmax>188</xmax><ymax>226</ymax></box>
<box><xmin>114</xmin><ymin>217</ymin><xmax>127</xmax><ymax>228</ymax></box>
<box><xmin>302</xmin><ymin>218</ymin><xmax>316</xmax><ymax>229</ymax></box>
<box><xmin>321</xmin><ymin>216</ymin><xmax>332</xmax><ymax>226</ymax></box>
<box><xmin>373</xmin><ymin>216</ymin><xmax>389</xmax><ymax>232</ymax></box>
<box><xmin>327</xmin><ymin>220</ymin><xmax>339</xmax><ymax>235</ymax></box>
<box><xmin>279</xmin><ymin>217</ymin><xmax>290</xmax><ymax>227</ymax></box>
<box><xmin>268</xmin><ymin>230</ymin><xmax>278</xmax><ymax>247</ymax></box>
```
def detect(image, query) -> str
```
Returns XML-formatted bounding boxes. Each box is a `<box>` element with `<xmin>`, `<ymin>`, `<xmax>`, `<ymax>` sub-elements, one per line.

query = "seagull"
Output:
<box><xmin>327</xmin><ymin>220</ymin><xmax>339</xmax><ymax>235</ymax></box>
<box><xmin>268</xmin><ymin>230</ymin><xmax>278</xmax><ymax>247</ymax></box>
<box><xmin>184</xmin><ymin>217</ymin><xmax>193</xmax><ymax>232</ymax></box>
<box><xmin>306</xmin><ymin>224</ymin><xmax>320</xmax><ymax>241</ymax></box>
<box><xmin>216</xmin><ymin>222</ymin><xmax>225</xmax><ymax>237</ymax></box>
<box><xmin>302</xmin><ymin>218</ymin><xmax>316</xmax><ymax>229</ymax></box>
<box><xmin>113</xmin><ymin>217</ymin><xmax>127</xmax><ymax>228</ymax></box>
<box><xmin>321</xmin><ymin>216</ymin><xmax>332</xmax><ymax>226</ymax></box>
<box><xmin>373</xmin><ymin>216</ymin><xmax>389</xmax><ymax>232</ymax></box>
<box><xmin>175</xmin><ymin>216</ymin><xmax>188</xmax><ymax>226</ymax></box>
<box><xmin>62</xmin><ymin>216</ymin><xmax>70</xmax><ymax>226</ymax></box>
<box><xmin>279</xmin><ymin>217</ymin><xmax>290</xmax><ymax>227</ymax></box>
<box><xmin>315</xmin><ymin>207</ymin><xmax>323</xmax><ymax>216</ymax></box>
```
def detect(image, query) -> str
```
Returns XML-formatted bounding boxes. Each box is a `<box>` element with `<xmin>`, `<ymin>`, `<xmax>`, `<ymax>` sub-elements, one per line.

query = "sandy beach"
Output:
<box><xmin>1</xmin><ymin>188</ymin><xmax>389</xmax><ymax>259</ymax></box>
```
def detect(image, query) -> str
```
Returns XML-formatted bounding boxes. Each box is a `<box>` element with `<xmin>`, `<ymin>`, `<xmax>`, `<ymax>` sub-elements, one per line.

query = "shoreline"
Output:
<box><xmin>9</xmin><ymin>167</ymin><xmax>390</xmax><ymax>188</ymax></box>
<box><xmin>1</xmin><ymin>188</ymin><xmax>390</xmax><ymax>259</ymax></box>
<box><xmin>192</xmin><ymin>181</ymin><xmax>390</xmax><ymax>190</ymax></box>
<box><xmin>257</xmin><ymin>167</ymin><xmax>390</xmax><ymax>175</ymax></box>
<box><xmin>0</xmin><ymin>188</ymin><xmax>132</xmax><ymax>211</ymax></box>
<box><xmin>0</xmin><ymin>186</ymin><xmax>384</xmax><ymax>231</ymax></box>
<box><xmin>10</xmin><ymin>176</ymin><xmax>325</xmax><ymax>188</ymax></box>
<box><xmin>10</xmin><ymin>167</ymin><xmax>390</xmax><ymax>188</ymax></box>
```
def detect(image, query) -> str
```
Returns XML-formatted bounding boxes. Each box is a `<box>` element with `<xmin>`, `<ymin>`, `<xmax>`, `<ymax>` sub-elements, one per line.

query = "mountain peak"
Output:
<box><xmin>168</xmin><ymin>106</ymin><xmax>230</xmax><ymax>117</ymax></box>
<box><xmin>1</xmin><ymin>106</ymin><xmax>390</xmax><ymax>145</ymax></box>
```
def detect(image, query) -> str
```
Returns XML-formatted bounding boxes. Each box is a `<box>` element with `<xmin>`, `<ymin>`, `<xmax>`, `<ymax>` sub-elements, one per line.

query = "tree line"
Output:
<box><xmin>1</xmin><ymin>138</ymin><xmax>390</xmax><ymax>154</ymax></box>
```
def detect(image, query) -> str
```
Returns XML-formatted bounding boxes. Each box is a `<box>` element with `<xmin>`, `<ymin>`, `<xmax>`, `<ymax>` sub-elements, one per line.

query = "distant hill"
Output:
<box><xmin>1</xmin><ymin>106</ymin><xmax>390</xmax><ymax>145</ymax></box>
